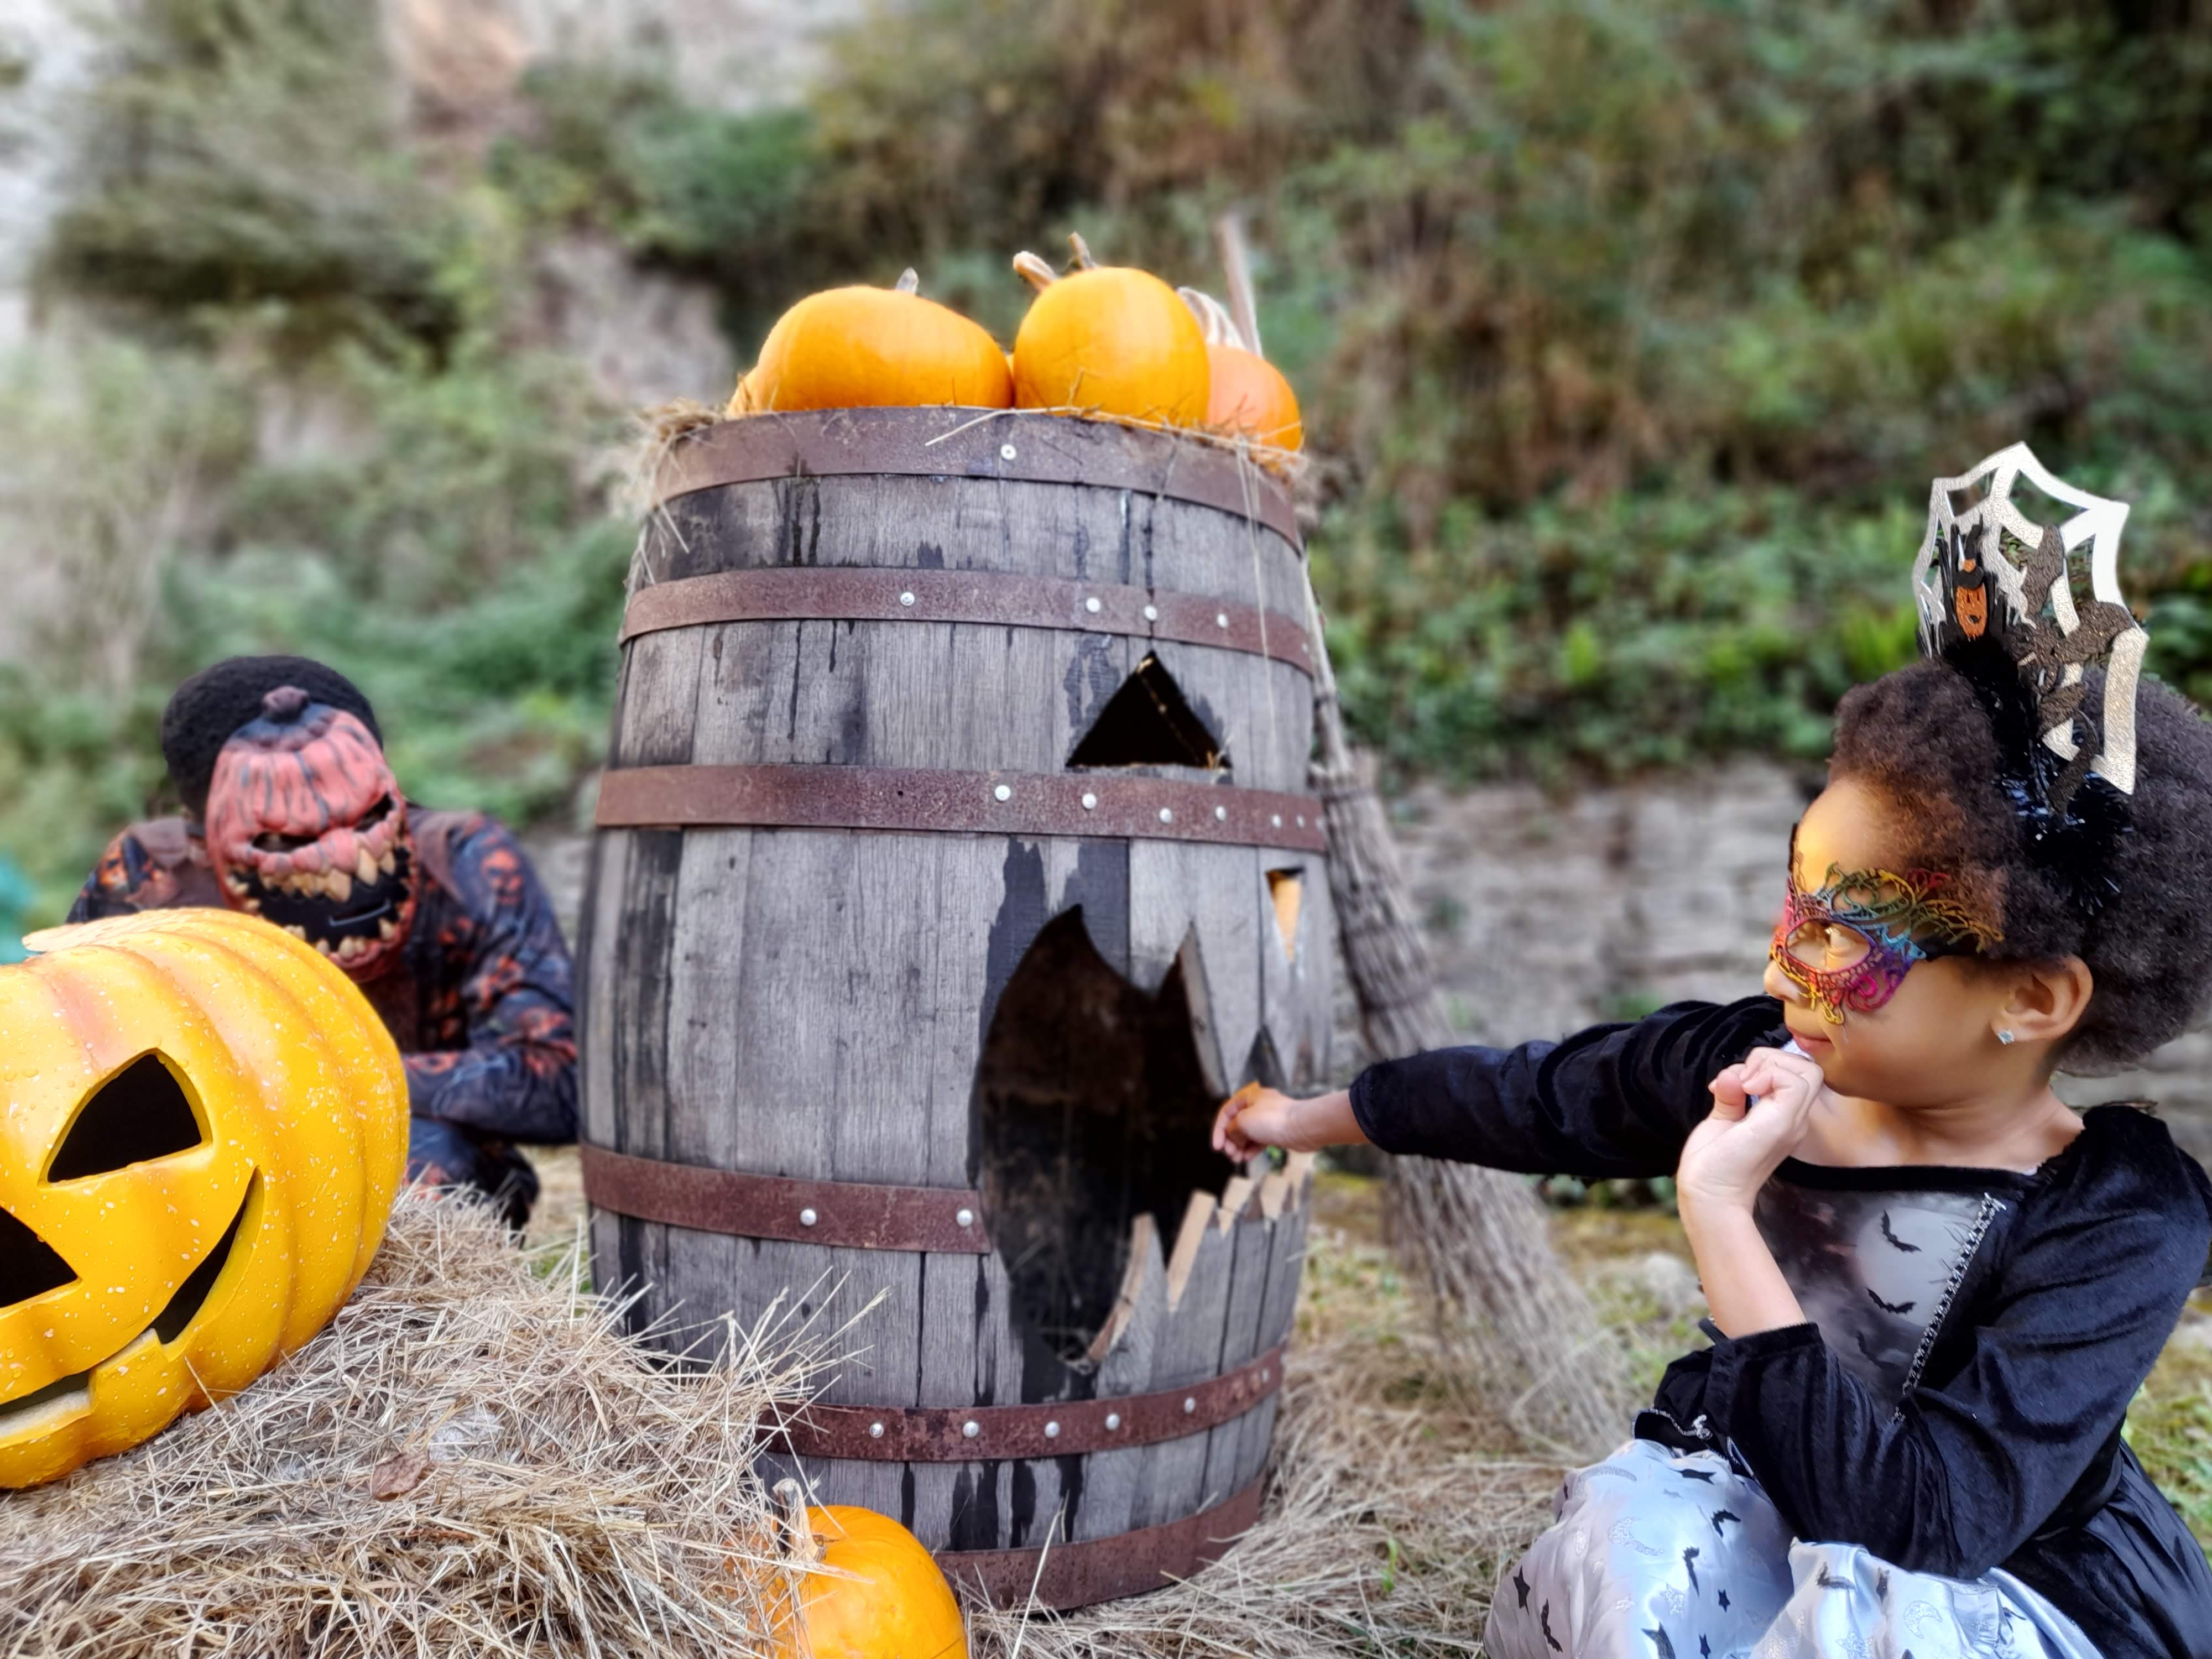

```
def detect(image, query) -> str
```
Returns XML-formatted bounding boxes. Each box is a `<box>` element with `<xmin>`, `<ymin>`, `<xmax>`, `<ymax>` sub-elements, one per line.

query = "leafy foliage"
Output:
<box><xmin>13</xmin><ymin>0</ymin><xmax>2212</xmax><ymax>916</ymax></box>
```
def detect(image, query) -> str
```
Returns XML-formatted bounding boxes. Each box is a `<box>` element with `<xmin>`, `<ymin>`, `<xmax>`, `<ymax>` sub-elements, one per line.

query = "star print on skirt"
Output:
<box><xmin>1480</xmin><ymin>1438</ymin><xmax>2099</xmax><ymax>1658</ymax></box>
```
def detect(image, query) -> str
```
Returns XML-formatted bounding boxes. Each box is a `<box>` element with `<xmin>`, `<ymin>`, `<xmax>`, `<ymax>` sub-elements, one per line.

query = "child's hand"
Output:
<box><xmin>1210</xmin><ymin>1083</ymin><xmax>1360</xmax><ymax>1162</ymax></box>
<box><xmin>1678</xmin><ymin>1045</ymin><xmax>1826</xmax><ymax>1214</ymax></box>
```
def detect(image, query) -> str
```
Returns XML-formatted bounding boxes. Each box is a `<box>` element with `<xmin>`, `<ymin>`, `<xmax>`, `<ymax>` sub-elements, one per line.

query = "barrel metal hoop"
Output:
<box><xmin>594</xmin><ymin>765</ymin><xmax>1330</xmax><ymax>852</ymax></box>
<box><xmin>580</xmin><ymin>1144</ymin><xmax>991</xmax><ymax>1254</ymax></box>
<box><xmin>774</xmin><ymin>1343</ymin><xmax>1287</xmax><ymax>1463</ymax></box>
<box><xmin>620</xmin><ymin>567</ymin><xmax>1314</xmax><ymax>675</ymax></box>
<box><xmin>651</xmin><ymin>408</ymin><xmax>1302</xmax><ymax>550</ymax></box>
<box><xmin>934</xmin><ymin>1474</ymin><xmax>1265</xmax><ymax>1610</ymax></box>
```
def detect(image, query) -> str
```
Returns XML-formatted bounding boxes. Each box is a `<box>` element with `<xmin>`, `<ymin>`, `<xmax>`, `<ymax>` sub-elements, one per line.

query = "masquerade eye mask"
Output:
<box><xmin>204</xmin><ymin>687</ymin><xmax>418</xmax><ymax>977</ymax></box>
<box><xmin>1769</xmin><ymin>844</ymin><xmax>1997</xmax><ymax>1025</ymax></box>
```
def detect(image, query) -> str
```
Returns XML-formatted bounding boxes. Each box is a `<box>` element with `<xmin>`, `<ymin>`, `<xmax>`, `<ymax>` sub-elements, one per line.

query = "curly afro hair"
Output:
<box><xmin>1830</xmin><ymin>659</ymin><xmax>2212</xmax><ymax>1072</ymax></box>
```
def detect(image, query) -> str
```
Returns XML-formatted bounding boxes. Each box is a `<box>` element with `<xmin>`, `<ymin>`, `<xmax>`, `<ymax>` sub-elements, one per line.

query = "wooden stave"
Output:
<box><xmin>583</xmin><ymin>457</ymin><xmax>1332</xmax><ymax>1571</ymax></box>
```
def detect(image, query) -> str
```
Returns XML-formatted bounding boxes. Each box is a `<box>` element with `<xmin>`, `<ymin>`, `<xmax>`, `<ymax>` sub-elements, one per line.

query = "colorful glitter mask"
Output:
<box><xmin>1770</xmin><ymin>845</ymin><xmax>1997</xmax><ymax>1024</ymax></box>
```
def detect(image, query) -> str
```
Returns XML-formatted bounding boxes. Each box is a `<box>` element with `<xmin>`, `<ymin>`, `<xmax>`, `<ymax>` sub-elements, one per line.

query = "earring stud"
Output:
<box><xmin>1996</xmin><ymin>1029</ymin><xmax>2017</xmax><ymax>1046</ymax></box>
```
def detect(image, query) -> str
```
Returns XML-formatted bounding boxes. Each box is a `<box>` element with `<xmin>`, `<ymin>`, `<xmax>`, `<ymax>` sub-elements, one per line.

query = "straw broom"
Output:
<box><xmin>1211</xmin><ymin>213</ymin><xmax>1635</xmax><ymax>1457</ymax></box>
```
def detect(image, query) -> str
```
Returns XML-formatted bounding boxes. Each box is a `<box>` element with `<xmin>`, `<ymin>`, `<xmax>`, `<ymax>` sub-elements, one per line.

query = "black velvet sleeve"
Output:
<box><xmin>1347</xmin><ymin>996</ymin><xmax>1786</xmax><ymax>1180</ymax></box>
<box><xmin>1677</xmin><ymin>1110</ymin><xmax>2212</xmax><ymax>1579</ymax></box>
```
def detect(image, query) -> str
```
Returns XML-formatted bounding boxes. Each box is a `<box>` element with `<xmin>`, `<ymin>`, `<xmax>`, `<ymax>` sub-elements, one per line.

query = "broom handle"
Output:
<box><xmin>1212</xmin><ymin>211</ymin><xmax>1263</xmax><ymax>359</ymax></box>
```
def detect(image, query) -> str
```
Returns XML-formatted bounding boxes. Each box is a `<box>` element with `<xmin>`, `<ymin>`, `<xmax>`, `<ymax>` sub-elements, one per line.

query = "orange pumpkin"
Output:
<box><xmin>730</xmin><ymin>271</ymin><xmax>1013</xmax><ymax>416</ymax></box>
<box><xmin>768</xmin><ymin>1479</ymin><xmax>967</xmax><ymax>1659</ymax></box>
<box><xmin>1178</xmin><ymin>286</ymin><xmax>1303</xmax><ymax>455</ymax></box>
<box><xmin>1010</xmin><ymin>234</ymin><xmax>1209</xmax><ymax>427</ymax></box>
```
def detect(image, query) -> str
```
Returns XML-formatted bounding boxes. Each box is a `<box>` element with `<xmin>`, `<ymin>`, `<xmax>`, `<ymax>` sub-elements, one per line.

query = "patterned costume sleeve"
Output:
<box><xmin>402</xmin><ymin>818</ymin><xmax>578</xmax><ymax>1145</ymax></box>
<box><xmin>67</xmin><ymin>831</ymin><xmax>165</xmax><ymax>921</ymax></box>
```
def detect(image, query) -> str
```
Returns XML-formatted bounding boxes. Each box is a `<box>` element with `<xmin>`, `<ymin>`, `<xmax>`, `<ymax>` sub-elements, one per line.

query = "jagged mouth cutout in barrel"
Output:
<box><xmin>976</xmin><ymin>907</ymin><xmax>1266</xmax><ymax>1376</ymax></box>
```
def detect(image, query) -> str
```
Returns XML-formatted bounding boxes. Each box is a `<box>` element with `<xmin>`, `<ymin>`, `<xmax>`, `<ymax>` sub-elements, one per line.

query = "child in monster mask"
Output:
<box><xmin>69</xmin><ymin>655</ymin><xmax>577</xmax><ymax>1229</ymax></box>
<box><xmin>1216</xmin><ymin>448</ymin><xmax>2212</xmax><ymax>1658</ymax></box>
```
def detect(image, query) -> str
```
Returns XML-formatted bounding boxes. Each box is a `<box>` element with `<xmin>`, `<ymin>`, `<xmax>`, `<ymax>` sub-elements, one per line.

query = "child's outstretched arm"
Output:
<box><xmin>1217</xmin><ymin>996</ymin><xmax>1787</xmax><ymax>1177</ymax></box>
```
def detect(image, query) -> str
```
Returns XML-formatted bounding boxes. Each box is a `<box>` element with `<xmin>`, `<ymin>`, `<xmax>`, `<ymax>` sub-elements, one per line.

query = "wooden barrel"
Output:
<box><xmin>577</xmin><ymin>408</ymin><xmax>1334</xmax><ymax>1608</ymax></box>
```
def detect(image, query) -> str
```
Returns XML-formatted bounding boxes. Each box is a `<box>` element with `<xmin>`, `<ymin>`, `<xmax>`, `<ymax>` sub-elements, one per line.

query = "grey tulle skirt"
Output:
<box><xmin>1480</xmin><ymin>1438</ymin><xmax>2100</xmax><ymax>1658</ymax></box>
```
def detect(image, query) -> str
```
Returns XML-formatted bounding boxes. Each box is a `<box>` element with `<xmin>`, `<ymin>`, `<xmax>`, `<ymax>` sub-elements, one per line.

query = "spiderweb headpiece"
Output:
<box><xmin>1910</xmin><ymin>444</ymin><xmax>2147</xmax><ymax>917</ymax></box>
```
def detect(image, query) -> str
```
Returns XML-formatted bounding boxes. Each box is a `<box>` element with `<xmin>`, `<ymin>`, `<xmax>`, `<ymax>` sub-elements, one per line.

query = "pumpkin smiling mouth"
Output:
<box><xmin>0</xmin><ymin>1179</ymin><xmax>253</xmax><ymax>1438</ymax></box>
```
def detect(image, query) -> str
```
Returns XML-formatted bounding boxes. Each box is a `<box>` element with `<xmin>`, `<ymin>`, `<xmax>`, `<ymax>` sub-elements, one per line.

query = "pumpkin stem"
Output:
<box><xmin>771</xmin><ymin>1478</ymin><xmax>821</xmax><ymax>1571</ymax></box>
<box><xmin>1177</xmin><ymin>286</ymin><xmax>1247</xmax><ymax>352</ymax></box>
<box><xmin>895</xmin><ymin>268</ymin><xmax>920</xmax><ymax>295</ymax></box>
<box><xmin>1011</xmin><ymin>251</ymin><xmax>1058</xmax><ymax>294</ymax></box>
<box><xmin>1066</xmin><ymin>232</ymin><xmax>1099</xmax><ymax>272</ymax></box>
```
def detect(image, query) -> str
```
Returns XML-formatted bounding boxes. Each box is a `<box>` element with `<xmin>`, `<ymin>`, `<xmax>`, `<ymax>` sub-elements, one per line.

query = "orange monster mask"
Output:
<box><xmin>202</xmin><ymin>687</ymin><xmax>416</xmax><ymax>979</ymax></box>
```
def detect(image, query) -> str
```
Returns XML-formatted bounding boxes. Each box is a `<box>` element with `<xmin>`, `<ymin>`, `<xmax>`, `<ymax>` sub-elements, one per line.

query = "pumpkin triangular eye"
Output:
<box><xmin>46</xmin><ymin>1053</ymin><xmax>206</xmax><ymax>1182</ymax></box>
<box><xmin>0</xmin><ymin>1206</ymin><xmax>76</xmax><ymax>1308</ymax></box>
<box><xmin>1068</xmin><ymin>655</ymin><xmax>1224</xmax><ymax>770</ymax></box>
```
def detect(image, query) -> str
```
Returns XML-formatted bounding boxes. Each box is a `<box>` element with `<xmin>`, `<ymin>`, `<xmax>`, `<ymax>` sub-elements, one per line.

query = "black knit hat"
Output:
<box><xmin>161</xmin><ymin>655</ymin><xmax>382</xmax><ymax>817</ymax></box>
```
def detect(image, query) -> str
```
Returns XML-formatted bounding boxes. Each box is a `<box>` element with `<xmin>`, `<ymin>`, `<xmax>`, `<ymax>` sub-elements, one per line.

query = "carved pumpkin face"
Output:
<box><xmin>1953</xmin><ymin>582</ymin><xmax>1988</xmax><ymax>638</ymax></box>
<box><xmin>202</xmin><ymin>687</ymin><xmax>418</xmax><ymax>978</ymax></box>
<box><xmin>0</xmin><ymin>908</ymin><xmax>406</xmax><ymax>1487</ymax></box>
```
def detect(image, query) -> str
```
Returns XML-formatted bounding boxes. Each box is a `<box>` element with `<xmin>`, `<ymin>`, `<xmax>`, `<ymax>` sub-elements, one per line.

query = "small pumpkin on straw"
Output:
<box><xmin>1178</xmin><ymin>285</ymin><xmax>1303</xmax><ymax>461</ymax></box>
<box><xmin>768</xmin><ymin>1478</ymin><xmax>968</xmax><ymax>1659</ymax></box>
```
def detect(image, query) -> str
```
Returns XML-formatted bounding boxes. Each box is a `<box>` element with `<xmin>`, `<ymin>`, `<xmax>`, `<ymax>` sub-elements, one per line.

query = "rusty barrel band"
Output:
<box><xmin>773</xmin><ymin>1342</ymin><xmax>1286</xmax><ymax>1463</ymax></box>
<box><xmin>580</xmin><ymin>1143</ymin><xmax>992</xmax><ymax>1254</ymax></box>
<box><xmin>652</xmin><ymin>407</ymin><xmax>1302</xmax><ymax>551</ymax></box>
<box><xmin>935</xmin><ymin>1474</ymin><xmax>1265</xmax><ymax>1610</ymax></box>
<box><xmin>595</xmin><ymin>764</ymin><xmax>1331</xmax><ymax>853</ymax></box>
<box><xmin>620</xmin><ymin>567</ymin><xmax>1314</xmax><ymax>675</ymax></box>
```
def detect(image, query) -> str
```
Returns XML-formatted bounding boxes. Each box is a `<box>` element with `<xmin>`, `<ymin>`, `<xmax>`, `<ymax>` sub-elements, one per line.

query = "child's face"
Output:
<box><xmin>1761</xmin><ymin>779</ymin><xmax>2008</xmax><ymax>1103</ymax></box>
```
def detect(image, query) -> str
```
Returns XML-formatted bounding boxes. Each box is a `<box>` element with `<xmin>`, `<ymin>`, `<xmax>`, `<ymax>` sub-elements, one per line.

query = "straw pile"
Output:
<box><xmin>0</xmin><ymin>1192</ymin><xmax>805</xmax><ymax>1658</ymax></box>
<box><xmin>2</xmin><ymin>1180</ymin><xmax>1564</xmax><ymax>1658</ymax></box>
<box><xmin>967</xmin><ymin>1197</ymin><xmax>1559</xmax><ymax>1658</ymax></box>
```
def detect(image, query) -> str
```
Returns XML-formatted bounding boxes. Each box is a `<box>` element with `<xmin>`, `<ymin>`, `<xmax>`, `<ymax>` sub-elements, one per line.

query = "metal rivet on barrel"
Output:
<box><xmin>869</xmin><ymin>1421</ymin><xmax>885</xmax><ymax>1439</ymax></box>
<box><xmin>956</xmin><ymin>1208</ymin><xmax>974</xmax><ymax>1228</ymax></box>
<box><xmin>993</xmin><ymin>784</ymin><xmax>1012</xmax><ymax>802</ymax></box>
<box><xmin>1000</xmin><ymin>442</ymin><xmax>1018</xmax><ymax>461</ymax></box>
<box><xmin>1183</xmin><ymin>1396</ymin><xmax>1197</xmax><ymax>1414</ymax></box>
<box><xmin>1215</xmin><ymin>612</ymin><xmax>1229</xmax><ymax>629</ymax></box>
<box><xmin>799</xmin><ymin>1208</ymin><xmax>818</xmax><ymax>1227</ymax></box>
<box><xmin>1044</xmin><ymin>1420</ymin><xmax>1061</xmax><ymax>1439</ymax></box>
<box><xmin>899</xmin><ymin>591</ymin><xmax>916</xmax><ymax>607</ymax></box>
<box><xmin>1271</xmin><ymin>813</ymin><xmax>1282</xmax><ymax>828</ymax></box>
<box><xmin>1143</xmin><ymin>604</ymin><xmax>1159</xmax><ymax>622</ymax></box>
<box><xmin>1214</xmin><ymin>805</ymin><xmax>1228</xmax><ymax>821</ymax></box>
<box><xmin>1084</xmin><ymin>596</ymin><xmax>1102</xmax><ymax>614</ymax></box>
<box><xmin>1297</xmin><ymin>815</ymin><xmax>1306</xmax><ymax>827</ymax></box>
<box><xmin>1105</xmin><ymin>1412</ymin><xmax>1122</xmax><ymax>1431</ymax></box>
<box><xmin>962</xmin><ymin>1420</ymin><xmax>981</xmax><ymax>1439</ymax></box>
<box><xmin>1158</xmin><ymin>807</ymin><xmax>1173</xmax><ymax>824</ymax></box>
<box><xmin>1261</xmin><ymin>1368</ymin><xmax>1271</xmax><ymax>1383</ymax></box>
<box><xmin>1081</xmin><ymin>792</ymin><xmax>1098</xmax><ymax>811</ymax></box>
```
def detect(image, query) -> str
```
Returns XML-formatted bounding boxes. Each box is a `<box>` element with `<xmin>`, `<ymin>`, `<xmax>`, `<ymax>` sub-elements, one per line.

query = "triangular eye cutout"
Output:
<box><xmin>1068</xmin><ymin>654</ymin><xmax>1225</xmax><ymax>770</ymax></box>
<box><xmin>0</xmin><ymin>1207</ymin><xmax>76</xmax><ymax>1308</ymax></box>
<box><xmin>46</xmin><ymin>1053</ymin><xmax>205</xmax><ymax>1182</ymax></box>
<box><xmin>1266</xmin><ymin>868</ymin><xmax>1303</xmax><ymax>959</ymax></box>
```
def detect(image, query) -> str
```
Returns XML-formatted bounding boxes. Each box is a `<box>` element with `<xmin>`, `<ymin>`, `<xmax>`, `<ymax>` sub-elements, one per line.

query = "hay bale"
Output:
<box><xmin>0</xmin><ymin>1191</ymin><xmax>804</xmax><ymax>1658</ymax></box>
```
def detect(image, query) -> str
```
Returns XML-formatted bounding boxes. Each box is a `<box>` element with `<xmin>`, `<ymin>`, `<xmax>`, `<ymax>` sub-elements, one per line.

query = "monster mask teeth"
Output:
<box><xmin>284</xmin><ymin>924</ymin><xmax>307</xmax><ymax>941</ymax></box>
<box><xmin>379</xmin><ymin>849</ymin><xmax>397</xmax><ymax>877</ymax></box>
<box><xmin>378</xmin><ymin>917</ymin><xmax>398</xmax><ymax>941</ymax></box>
<box><xmin>355</xmin><ymin>847</ymin><xmax>378</xmax><ymax>886</ymax></box>
<box><xmin>326</xmin><ymin>868</ymin><xmax>353</xmax><ymax>905</ymax></box>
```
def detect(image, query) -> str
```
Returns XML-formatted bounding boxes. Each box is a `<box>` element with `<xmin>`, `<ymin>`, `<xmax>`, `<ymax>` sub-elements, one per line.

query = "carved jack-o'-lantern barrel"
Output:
<box><xmin>577</xmin><ymin>408</ymin><xmax>1334</xmax><ymax>1608</ymax></box>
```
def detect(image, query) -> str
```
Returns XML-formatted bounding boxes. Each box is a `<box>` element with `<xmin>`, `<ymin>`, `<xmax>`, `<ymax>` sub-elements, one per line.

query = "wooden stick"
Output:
<box><xmin>1211</xmin><ymin>211</ymin><xmax>1263</xmax><ymax>359</ymax></box>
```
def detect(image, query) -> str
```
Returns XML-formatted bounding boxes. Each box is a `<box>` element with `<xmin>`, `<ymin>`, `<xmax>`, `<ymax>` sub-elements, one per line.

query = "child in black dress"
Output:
<box><xmin>1215</xmin><ymin>447</ymin><xmax>2212</xmax><ymax>1658</ymax></box>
